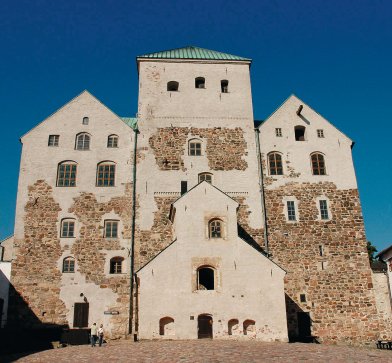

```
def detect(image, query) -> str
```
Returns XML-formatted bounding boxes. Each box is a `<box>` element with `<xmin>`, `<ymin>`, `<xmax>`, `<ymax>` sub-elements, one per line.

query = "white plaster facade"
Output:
<box><xmin>377</xmin><ymin>246</ymin><xmax>392</xmax><ymax>299</ymax></box>
<box><xmin>137</xmin><ymin>182</ymin><xmax>287</xmax><ymax>341</ymax></box>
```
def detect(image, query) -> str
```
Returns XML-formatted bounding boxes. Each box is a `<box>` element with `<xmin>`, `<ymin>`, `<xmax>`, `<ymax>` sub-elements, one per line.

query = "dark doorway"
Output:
<box><xmin>297</xmin><ymin>312</ymin><xmax>311</xmax><ymax>338</ymax></box>
<box><xmin>198</xmin><ymin>267</ymin><xmax>214</xmax><ymax>290</ymax></box>
<box><xmin>198</xmin><ymin>314</ymin><xmax>213</xmax><ymax>339</ymax></box>
<box><xmin>73</xmin><ymin>303</ymin><xmax>89</xmax><ymax>328</ymax></box>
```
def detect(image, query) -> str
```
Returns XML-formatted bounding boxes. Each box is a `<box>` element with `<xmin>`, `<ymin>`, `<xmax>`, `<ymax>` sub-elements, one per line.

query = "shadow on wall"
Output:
<box><xmin>0</xmin><ymin>281</ymin><xmax>69</xmax><ymax>361</ymax></box>
<box><xmin>285</xmin><ymin>294</ymin><xmax>317</xmax><ymax>343</ymax></box>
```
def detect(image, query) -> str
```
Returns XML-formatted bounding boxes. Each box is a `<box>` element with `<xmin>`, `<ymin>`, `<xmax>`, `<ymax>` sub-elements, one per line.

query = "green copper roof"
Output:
<box><xmin>121</xmin><ymin>117</ymin><xmax>138</xmax><ymax>130</ymax></box>
<box><xmin>137</xmin><ymin>46</ymin><xmax>251</xmax><ymax>61</ymax></box>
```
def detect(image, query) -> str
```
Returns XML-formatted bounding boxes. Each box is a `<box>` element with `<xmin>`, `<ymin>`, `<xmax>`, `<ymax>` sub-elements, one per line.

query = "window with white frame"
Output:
<box><xmin>319</xmin><ymin>200</ymin><xmax>329</xmax><ymax>220</ymax></box>
<box><xmin>104</xmin><ymin>220</ymin><xmax>119</xmax><ymax>238</ymax></box>
<box><xmin>189</xmin><ymin>140</ymin><xmax>202</xmax><ymax>156</ymax></box>
<box><xmin>287</xmin><ymin>201</ymin><xmax>297</xmax><ymax>221</ymax></box>
<box><xmin>107</xmin><ymin>135</ymin><xmax>118</xmax><ymax>148</ymax></box>
<box><xmin>48</xmin><ymin>135</ymin><xmax>59</xmax><ymax>147</ymax></box>
<box><xmin>75</xmin><ymin>133</ymin><xmax>90</xmax><ymax>150</ymax></box>
<box><xmin>61</xmin><ymin>219</ymin><xmax>75</xmax><ymax>238</ymax></box>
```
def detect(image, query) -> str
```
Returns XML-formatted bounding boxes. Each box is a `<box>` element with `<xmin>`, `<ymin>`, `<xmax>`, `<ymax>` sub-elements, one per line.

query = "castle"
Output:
<box><xmin>6</xmin><ymin>46</ymin><xmax>391</xmax><ymax>345</ymax></box>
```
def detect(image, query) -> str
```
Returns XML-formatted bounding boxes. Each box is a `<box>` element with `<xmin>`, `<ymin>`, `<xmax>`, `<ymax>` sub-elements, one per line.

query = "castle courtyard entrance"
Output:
<box><xmin>197</xmin><ymin>314</ymin><xmax>213</xmax><ymax>339</ymax></box>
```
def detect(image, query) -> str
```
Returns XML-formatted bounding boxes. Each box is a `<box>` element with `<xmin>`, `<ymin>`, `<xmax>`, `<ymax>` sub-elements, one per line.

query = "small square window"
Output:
<box><xmin>104</xmin><ymin>220</ymin><xmax>118</xmax><ymax>238</ymax></box>
<box><xmin>48</xmin><ymin>135</ymin><xmax>59</xmax><ymax>147</ymax></box>
<box><xmin>287</xmin><ymin>201</ymin><xmax>296</xmax><ymax>221</ymax></box>
<box><xmin>275</xmin><ymin>128</ymin><xmax>282</xmax><ymax>137</ymax></box>
<box><xmin>317</xmin><ymin>129</ymin><xmax>324</xmax><ymax>138</ymax></box>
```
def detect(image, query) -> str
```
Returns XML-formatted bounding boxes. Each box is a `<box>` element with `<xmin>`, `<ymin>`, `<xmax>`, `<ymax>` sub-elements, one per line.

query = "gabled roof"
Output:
<box><xmin>121</xmin><ymin>117</ymin><xmax>138</xmax><ymax>131</ymax></box>
<box><xmin>376</xmin><ymin>244</ymin><xmax>392</xmax><ymax>259</ymax></box>
<box><xmin>137</xmin><ymin>46</ymin><xmax>251</xmax><ymax>62</ymax></box>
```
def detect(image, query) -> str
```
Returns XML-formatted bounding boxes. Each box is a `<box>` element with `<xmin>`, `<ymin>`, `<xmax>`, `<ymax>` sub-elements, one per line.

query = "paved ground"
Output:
<box><xmin>4</xmin><ymin>340</ymin><xmax>392</xmax><ymax>363</ymax></box>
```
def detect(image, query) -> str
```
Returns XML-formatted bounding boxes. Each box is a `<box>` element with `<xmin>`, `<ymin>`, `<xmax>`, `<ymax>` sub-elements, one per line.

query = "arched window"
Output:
<box><xmin>209</xmin><ymin>219</ymin><xmax>223</xmax><ymax>238</ymax></box>
<box><xmin>268</xmin><ymin>152</ymin><xmax>283</xmax><ymax>175</ymax></box>
<box><xmin>243</xmin><ymin>319</ymin><xmax>256</xmax><ymax>336</ymax></box>
<box><xmin>75</xmin><ymin>133</ymin><xmax>90</xmax><ymax>150</ymax></box>
<box><xmin>159</xmin><ymin>317</ymin><xmax>175</xmax><ymax>336</ymax></box>
<box><xmin>311</xmin><ymin>153</ymin><xmax>326</xmax><ymax>175</ymax></box>
<box><xmin>167</xmin><ymin>81</ymin><xmax>179</xmax><ymax>91</ymax></box>
<box><xmin>82</xmin><ymin>117</ymin><xmax>89</xmax><ymax>125</ymax></box>
<box><xmin>197</xmin><ymin>266</ymin><xmax>215</xmax><ymax>290</ymax></box>
<box><xmin>294</xmin><ymin>126</ymin><xmax>306</xmax><ymax>141</ymax></box>
<box><xmin>110</xmin><ymin>257</ymin><xmax>124</xmax><ymax>274</ymax></box>
<box><xmin>195</xmin><ymin>77</ymin><xmax>205</xmax><ymax>89</ymax></box>
<box><xmin>198</xmin><ymin>172</ymin><xmax>212</xmax><ymax>184</ymax></box>
<box><xmin>221</xmin><ymin>80</ymin><xmax>229</xmax><ymax>93</ymax></box>
<box><xmin>61</xmin><ymin>218</ymin><xmax>76</xmax><ymax>238</ymax></box>
<box><xmin>107</xmin><ymin>135</ymin><xmax>119</xmax><ymax>148</ymax></box>
<box><xmin>57</xmin><ymin>161</ymin><xmax>77</xmax><ymax>187</ymax></box>
<box><xmin>188</xmin><ymin>139</ymin><xmax>202</xmax><ymax>156</ymax></box>
<box><xmin>96</xmin><ymin>161</ymin><xmax>116</xmax><ymax>186</ymax></box>
<box><xmin>63</xmin><ymin>256</ymin><xmax>75</xmax><ymax>273</ymax></box>
<box><xmin>228</xmin><ymin>319</ymin><xmax>239</xmax><ymax>335</ymax></box>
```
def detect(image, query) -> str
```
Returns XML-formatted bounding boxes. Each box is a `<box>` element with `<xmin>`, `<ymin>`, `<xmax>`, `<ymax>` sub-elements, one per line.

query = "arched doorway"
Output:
<box><xmin>198</xmin><ymin>314</ymin><xmax>213</xmax><ymax>339</ymax></box>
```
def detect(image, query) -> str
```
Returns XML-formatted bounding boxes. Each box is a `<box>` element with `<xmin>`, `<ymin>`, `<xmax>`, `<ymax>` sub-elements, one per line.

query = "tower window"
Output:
<box><xmin>198</xmin><ymin>173</ymin><xmax>212</xmax><ymax>184</ymax></box>
<box><xmin>221</xmin><ymin>80</ymin><xmax>229</xmax><ymax>93</ymax></box>
<box><xmin>82</xmin><ymin>117</ymin><xmax>89</xmax><ymax>125</ymax></box>
<box><xmin>197</xmin><ymin>267</ymin><xmax>215</xmax><ymax>290</ymax></box>
<box><xmin>189</xmin><ymin>140</ymin><xmax>202</xmax><ymax>156</ymax></box>
<box><xmin>294</xmin><ymin>126</ymin><xmax>306</xmax><ymax>141</ymax></box>
<box><xmin>275</xmin><ymin>128</ymin><xmax>282</xmax><ymax>137</ymax></box>
<box><xmin>195</xmin><ymin>77</ymin><xmax>205</xmax><ymax>89</ymax></box>
<box><xmin>167</xmin><ymin>81</ymin><xmax>179</xmax><ymax>91</ymax></box>
<box><xmin>287</xmin><ymin>201</ymin><xmax>296</xmax><ymax>221</ymax></box>
<box><xmin>48</xmin><ymin>135</ymin><xmax>59</xmax><ymax>147</ymax></box>
<box><xmin>110</xmin><ymin>257</ymin><xmax>124</xmax><ymax>274</ymax></box>
<box><xmin>107</xmin><ymin>135</ymin><xmax>119</xmax><ymax>148</ymax></box>
<box><xmin>268</xmin><ymin>152</ymin><xmax>283</xmax><ymax>175</ymax></box>
<box><xmin>319</xmin><ymin>200</ymin><xmax>329</xmax><ymax>220</ymax></box>
<box><xmin>75</xmin><ymin>133</ymin><xmax>91</xmax><ymax>150</ymax></box>
<box><xmin>311</xmin><ymin>153</ymin><xmax>326</xmax><ymax>175</ymax></box>
<box><xmin>317</xmin><ymin>129</ymin><xmax>324</xmax><ymax>138</ymax></box>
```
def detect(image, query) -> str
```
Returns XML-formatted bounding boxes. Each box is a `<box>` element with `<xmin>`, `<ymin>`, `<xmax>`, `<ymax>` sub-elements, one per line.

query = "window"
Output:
<box><xmin>189</xmin><ymin>140</ymin><xmax>202</xmax><ymax>156</ymax></box>
<box><xmin>195</xmin><ymin>77</ymin><xmax>205</xmax><ymax>89</ymax></box>
<box><xmin>275</xmin><ymin>128</ymin><xmax>282</xmax><ymax>137</ymax></box>
<box><xmin>311</xmin><ymin>153</ymin><xmax>326</xmax><ymax>175</ymax></box>
<box><xmin>75</xmin><ymin>133</ymin><xmax>90</xmax><ymax>150</ymax></box>
<box><xmin>319</xmin><ymin>200</ymin><xmax>329</xmax><ymax>220</ymax></box>
<box><xmin>228</xmin><ymin>319</ymin><xmax>239</xmax><ymax>335</ymax></box>
<box><xmin>221</xmin><ymin>80</ymin><xmax>229</xmax><ymax>93</ymax></box>
<box><xmin>96</xmin><ymin>162</ymin><xmax>116</xmax><ymax>186</ymax></box>
<box><xmin>287</xmin><ymin>201</ymin><xmax>296</xmax><ymax>221</ymax></box>
<box><xmin>63</xmin><ymin>257</ymin><xmax>75</xmax><ymax>273</ymax></box>
<box><xmin>197</xmin><ymin>267</ymin><xmax>214</xmax><ymax>290</ymax></box>
<box><xmin>243</xmin><ymin>320</ymin><xmax>256</xmax><ymax>336</ymax></box>
<box><xmin>317</xmin><ymin>129</ymin><xmax>324</xmax><ymax>138</ymax></box>
<box><xmin>82</xmin><ymin>117</ymin><xmax>89</xmax><ymax>125</ymax></box>
<box><xmin>48</xmin><ymin>135</ymin><xmax>59</xmax><ymax>147</ymax></box>
<box><xmin>300</xmin><ymin>294</ymin><xmax>306</xmax><ymax>303</ymax></box>
<box><xmin>159</xmin><ymin>317</ymin><xmax>175</xmax><ymax>336</ymax></box>
<box><xmin>167</xmin><ymin>81</ymin><xmax>179</xmax><ymax>91</ymax></box>
<box><xmin>294</xmin><ymin>126</ymin><xmax>306</xmax><ymax>141</ymax></box>
<box><xmin>268</xmin><ymin>152</ymin><xmax>283</xmax><ymax>175</ymax></box>
<box><xmin>209</xmin><ymin>219</ymin><xmax>222</xmax><ymax>238</ymax></box>
<box><xmin>319</xmin><ymin>245</ymin><xmax>324</xmax><ymax>256</ymax></box>
<box><xmin>181</xmin><ymin>181</ymin><xmax>188</xmax><ymax>195</ymax></box>
<box><xmin>198</xmin><ymin>173</ymin><xmax>212</xmax><ymax>184</ymax></box>
<box><xmin>107</xmin><ymin>135</ymin><xmax>118</xmax><ymax>148</ymax></box>
<box><xmin>57</xmin><ymin>162</ymin><xmax>77</xmax><ymax>187</ymax></box>
<box><xmin>61</xmin><ymin>219</ymin><xmax>75</xmax><ymax>238</ymax></box>
<box><xmin>110</xmin><ymin>257</ymin><xmax>124</xmax><ymax>274</ymax></box>
<box><xmin>104</xmin><ymin>220</ymin><xmax>118</xmax><ymax>238</ymax></box>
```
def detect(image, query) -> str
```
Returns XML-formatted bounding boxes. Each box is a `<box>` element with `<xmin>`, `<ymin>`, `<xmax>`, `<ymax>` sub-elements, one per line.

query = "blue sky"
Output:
<box><xmin>0</xmin><ymin>0</ymin><xmax>391</xmax><ymax>251</ymax></box>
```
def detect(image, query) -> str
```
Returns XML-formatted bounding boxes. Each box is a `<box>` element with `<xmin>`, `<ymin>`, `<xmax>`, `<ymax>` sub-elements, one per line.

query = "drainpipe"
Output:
<box><xmin>254</xmin><ymin>128</ymin><xmax>269</xmax><ymax>256</ymax></box>
<box><xmin>128</xmin><ymin>127</ymin><xmax>138</xmax><ymax>336</ymax></box>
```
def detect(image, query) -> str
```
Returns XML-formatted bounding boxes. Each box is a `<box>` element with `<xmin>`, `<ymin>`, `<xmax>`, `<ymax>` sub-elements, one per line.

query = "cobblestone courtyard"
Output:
<box><xmin>5</xmin><ymin>340</ymin><xmax>392</xmax><ymax>363</ymax></box>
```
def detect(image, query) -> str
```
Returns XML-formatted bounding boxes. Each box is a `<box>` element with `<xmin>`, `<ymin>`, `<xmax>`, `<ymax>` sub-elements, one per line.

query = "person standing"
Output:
<box><xmin>98</xmin><ymin>324</ymin><xmax>104</xmax><ymax>347</ymax></box>
<box><xmin>90</xmin><ymin>323</ymin><xmax>98</xmax><ymax>347</ymax></box>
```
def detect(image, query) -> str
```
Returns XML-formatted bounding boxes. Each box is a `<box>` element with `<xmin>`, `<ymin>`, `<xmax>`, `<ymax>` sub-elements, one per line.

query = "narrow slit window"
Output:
<box><xmin>319</xmin><ymin>200</ymin><xmax>329</xmax><ymax>220</ymax></box>
<box><xmin>300</xmin><ymin>294</ymin><xmax>306</xmax><ymax>303</ymax></box>
<box><xmin>319</xmin><ymin>245</ymin><xmax>324</xmax><ymax>256</ymax></box>
<box><xmin>48</xmin><ymin>135</ymin><xmax>59</xmax><ymax>147</ymax></box>
<box><xmin>268</xmin><ymin>153</ymin><xmax>283</xmax><ymax>175</ymax></box>
<box><xmin>287</xmin><ymin>201</ymin><xmax>296</xmax><ymax>221</ymax></box>
<box><xmin>221</xmin><ymin>80</ymin><xmax>229</xmax><ymax>93</ymax></box>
